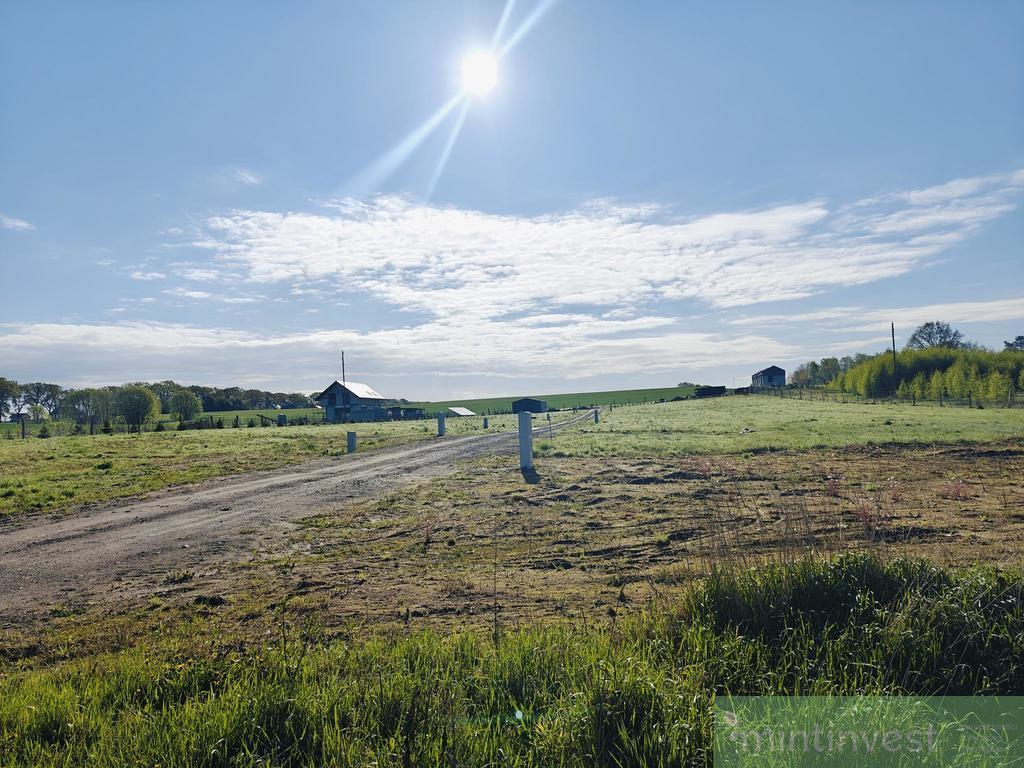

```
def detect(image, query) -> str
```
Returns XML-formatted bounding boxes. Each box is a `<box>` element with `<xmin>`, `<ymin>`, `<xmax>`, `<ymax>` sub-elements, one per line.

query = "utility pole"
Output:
<box><xmin>341</xmin><ymin>350</ymin><xmax>346</xmax><ymax>387</ymax></box>
<box><xmin>891</xmin><ymin>322</ymin><xmax>898</xmax><ymax>397</ymax></box>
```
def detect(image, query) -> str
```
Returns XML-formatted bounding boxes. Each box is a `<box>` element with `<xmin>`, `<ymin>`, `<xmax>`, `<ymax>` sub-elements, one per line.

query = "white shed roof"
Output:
<box><xmin>448</xmin><ymin>406</ymin><xmax>476</xmax><ymax>416</ymax></box>
<box><xmin>318</xmin><ymin>381</ymin><xmax>387</xmax><ymax>400</ymax></box>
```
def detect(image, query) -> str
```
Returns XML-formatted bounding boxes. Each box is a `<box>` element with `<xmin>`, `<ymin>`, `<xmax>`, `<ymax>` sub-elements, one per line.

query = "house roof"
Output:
<box><xmin>315</xmin><ymin>381</ymin><xmax>387</xmax><ymax>400</ymax></box>
<box><xmin>448</xmin><ymin>406</ymin><xmax>476</xmax><ymax>416</ymax></box>
<box><xmin>752</xmin><ymin>366</ymin><xmax>785</xmax><ymax>376</ymax></box>
<box><xmin>512</xmin><ymin>397</ymin><xmax>547</xmax><ymax>404</ymax></box>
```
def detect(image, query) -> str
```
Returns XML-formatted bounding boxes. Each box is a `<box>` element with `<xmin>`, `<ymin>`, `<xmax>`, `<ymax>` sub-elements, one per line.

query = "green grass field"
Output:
<box><xmin>3</xmin><ymin>395</ymin><xmax>1020</xmax><ymax>518</ymax></box>
<box><xmin>404</xmin><ymin>383</ymin><xmax>697</xmax><ymax>414</ymax></box>
<box><xmin>4</xmin><ymin>391</ymin><xmax>1024</xmax><ymax>766</ymax></box>
<box><xmin>0</xmin><ymin>412</ymin><xmax>565</xmax><ymax>517</ymax></box>
<box><xmin>540</xmin><ymin>394</ymin><xmax>1024</xmax><ymax>457</ymax></box>
<box><xmin>2</xmin><ymin>555</ymin><xmax>1021</xmax><ymax>766</ymax></box>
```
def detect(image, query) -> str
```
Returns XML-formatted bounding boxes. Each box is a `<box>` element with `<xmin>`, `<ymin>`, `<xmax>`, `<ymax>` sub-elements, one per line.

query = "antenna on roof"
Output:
<box><xmin>341</xmin><ymin>350</ymin><xmax>346</xmax><ymax>387</ymax></box>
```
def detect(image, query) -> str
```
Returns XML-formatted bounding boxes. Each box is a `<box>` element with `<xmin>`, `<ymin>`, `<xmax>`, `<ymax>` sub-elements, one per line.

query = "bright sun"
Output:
<box><xmin>461</xmin><ymin>49</ymin><xmax>499</xmax><ymax>96</ymax></box>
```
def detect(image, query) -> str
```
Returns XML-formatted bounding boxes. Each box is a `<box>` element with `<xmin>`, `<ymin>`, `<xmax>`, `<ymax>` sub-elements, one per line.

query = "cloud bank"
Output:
<box><xmin>191</xmin><ymin>168</ymin><xmax>1022</xmax><ymax>322</ymax></box>
<box><xmin>1</xmin><ymin>169</ymin><xmax>1021</xmax><ymax>392</ymax></box>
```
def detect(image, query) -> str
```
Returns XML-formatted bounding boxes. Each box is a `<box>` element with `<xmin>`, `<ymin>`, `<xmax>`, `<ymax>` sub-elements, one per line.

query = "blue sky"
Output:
<box><xmin>1</xmin><ymin>0</ymin><xmax>1022</xmax><ymax>399</ymax></box>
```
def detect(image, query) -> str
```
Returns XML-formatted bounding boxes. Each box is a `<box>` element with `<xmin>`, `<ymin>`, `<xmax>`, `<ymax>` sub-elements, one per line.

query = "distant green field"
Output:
<box><xmin>541</xmin><ymin>393</ymin><xmax>1024</xmax><ymax>457</ymax></box>
<box><xmin>405</xmin><ymin>384</ymin><xmax>697</xmax><ymax>414</ymax></box>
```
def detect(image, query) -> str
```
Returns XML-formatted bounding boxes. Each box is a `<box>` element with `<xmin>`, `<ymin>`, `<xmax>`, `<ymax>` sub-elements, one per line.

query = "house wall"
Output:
<box><xmin>512</xmin><ymin>399</ymin><xmax>548</xmax><ymax>413</ymax></box>
<box><xmin>751</xmin><ymin>370</ymin><xmax>786</xmax><ymax>388</ymax></box>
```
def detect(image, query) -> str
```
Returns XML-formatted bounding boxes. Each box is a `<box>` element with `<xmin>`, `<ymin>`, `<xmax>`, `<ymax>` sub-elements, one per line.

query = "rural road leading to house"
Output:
<box><xmin>0</xmin><ymin>413</ymin><xmax>593</xmax><ymax>627</ymax></box>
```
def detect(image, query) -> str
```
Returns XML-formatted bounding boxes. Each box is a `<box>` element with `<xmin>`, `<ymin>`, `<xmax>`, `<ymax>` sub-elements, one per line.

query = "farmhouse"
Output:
<box><xmin>751</xmin><ymin>365</ymin><xmax>786</xmax><ymax>388</ymax></box>
<box><xmin>315</xmin><ymin>380</ymin><xmax>388</xmax><ymax>423</ymax></box>
<box><xmin>512</xmin><ymin>397</ymin><xmax>547</xmax><ymax>414</ymax></box>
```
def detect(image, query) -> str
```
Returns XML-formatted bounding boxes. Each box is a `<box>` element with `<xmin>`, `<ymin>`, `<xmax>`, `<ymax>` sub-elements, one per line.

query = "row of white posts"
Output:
<box><xmin>343</xmin><ymin>408</ymin><xmax>600</xmax><ymax>468</ymax></box>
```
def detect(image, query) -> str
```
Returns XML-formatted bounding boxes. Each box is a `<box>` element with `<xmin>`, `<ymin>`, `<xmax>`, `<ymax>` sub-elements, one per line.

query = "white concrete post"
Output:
<box><xmin>518</xmin><ymin>411</ymin><xmax>533</xmax><ymax>470</ymax></box>
<box><xmin>483</xmin><ymin>417</ymin><xmax>489</xmax><ymax>429</ymax></box>
<box><xmin>437</xmin><ymin>413</ymin><xmax>446</xmax><ymax>436</ymax></box>
<box><xmin>594</xmin><ymin>409</ymin><xmax>600</xmax><ymax>424</ymax></box>
<box><xmin>346</xmin><ymin>431</ymin><xmax>356</xmax><ymax>454</ymax></box>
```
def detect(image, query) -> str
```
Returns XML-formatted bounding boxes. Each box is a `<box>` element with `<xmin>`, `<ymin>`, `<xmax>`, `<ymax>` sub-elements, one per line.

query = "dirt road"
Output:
<box><xmin>0</xmin><ymin>415</ymin><xmax>591</xmax><ymax>627</ymax></box>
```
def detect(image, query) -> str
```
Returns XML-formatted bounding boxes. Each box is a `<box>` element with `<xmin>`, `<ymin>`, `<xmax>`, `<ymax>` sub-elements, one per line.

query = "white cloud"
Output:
<box><xmin>234</xmin><ymin>168</ymin><xmax>263</xmax><ymax>186</ymax></box>
<box><xmin>130</xmin><ymin>271</ymin><xmax>167</xmax><ymax>281</ymax></box>
<box><xmin>861</xmin><ymin>298</ymin><xmax>1024</xmax><ymax>333</ymax></box>
<box><xmin>165</xmin><ymin>287</ymin><xmax>213</xmax><ymax>300</ymax></box>
<box><xmin>178</xmin><ymin>268</ymin><xmax>221</xmax><ymax>281</ymax></box>
<box><xmin>189</xmin><ymin>169</ymin><xmax>1022</xmax><ymax>325</ymax></box>
<box><xmin>1</xmin><ymin>213</ymin><xmax>35</xmax><ymax>231</ymax></box>
<box><xmin>163</xmin><ymin>286</ymin><xmax>261</xmax><ymax>304</ymax></box>
<box><xmin>729</xmin><ymin>297</ymin><xmax>1024</xmax><ymax>333</ymax></box>
<box><xmin>840</xmin><ymin>169</ymin><xmax>1023</xmax><ymax>236</ymax></box>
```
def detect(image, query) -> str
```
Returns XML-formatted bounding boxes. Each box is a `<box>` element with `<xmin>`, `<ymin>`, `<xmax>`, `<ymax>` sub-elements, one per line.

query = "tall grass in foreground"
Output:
<box><xmin>2</xmin><ymin>554</ymin><xmax>1022</xmax><ymax>766</ymax></box>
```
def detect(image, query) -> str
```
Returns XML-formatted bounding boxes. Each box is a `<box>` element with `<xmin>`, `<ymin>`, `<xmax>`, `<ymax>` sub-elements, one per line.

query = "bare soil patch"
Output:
<box><xmin>114</xmin><ymin>441</ymin><xmax>1024</xmax><ymax>637</ymax></box>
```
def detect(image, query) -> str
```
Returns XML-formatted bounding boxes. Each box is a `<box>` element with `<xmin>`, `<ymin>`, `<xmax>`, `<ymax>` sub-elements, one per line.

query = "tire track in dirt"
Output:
<box><xmin>0</xmin><ymin>413</ymin><xmax>594</xmax><ymax>626</ymax></box>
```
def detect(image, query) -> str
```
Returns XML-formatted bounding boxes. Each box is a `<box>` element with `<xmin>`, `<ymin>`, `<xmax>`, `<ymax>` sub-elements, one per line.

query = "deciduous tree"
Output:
<box><xmin>64</xmin><ymin>388</ymin><xmax>114</xmax><ymax>433</ymax></box>
<box><xmin>905</xmin><ymin>321</ymin><xmax>966</xmax><ymax>350</ymax></box>
<box><xmin>0</xmin><ymin>377</ymin><xmax>19</xmax><ymax>419</ymax></box>
<box><xmin>114</xmin><ymin>386</ymin><xmax>160</xmax><ymax>433</ymax></box>
<box><xmin>169</xmin><ymin>390</ymin><xmax>203</xmax><ymax>422</ymax></box>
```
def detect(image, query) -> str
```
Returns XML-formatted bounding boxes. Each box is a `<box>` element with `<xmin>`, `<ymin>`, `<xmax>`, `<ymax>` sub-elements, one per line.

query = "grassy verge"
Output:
<box><xmin>544</xmin><ymin>395</ymin><xmax>1024</xmax><ymax>457</ymax></box>
<box><xmin>2</xmin><ymin>554</ymin><xmax>1021</xmax><ymax>766</ymax></box>
<box><xmin>0</xmin><ymin>412</ymin><xmax>568</xmax><ymax>517</ymax></box>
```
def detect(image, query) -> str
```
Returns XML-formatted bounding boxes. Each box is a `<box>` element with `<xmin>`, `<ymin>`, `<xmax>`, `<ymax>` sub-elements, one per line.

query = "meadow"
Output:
<box><xmin>540</xmin><ymin>394</ymin><xmax>1024</xmax><ymax>457</ymax></box>
<box><xmin>3</xmin><ymin>393</ymin><xmax>1023</xmax><ymax>766</ymax></box>
<box><xmin>0</xmin><ymin>412</ymin><xmax>565</xmax><ymax>517</ymax></box>
<box><xmin>2</xmin><ymin>395</ymin><xmax>1021</xmax><ymax>518</ymax></box>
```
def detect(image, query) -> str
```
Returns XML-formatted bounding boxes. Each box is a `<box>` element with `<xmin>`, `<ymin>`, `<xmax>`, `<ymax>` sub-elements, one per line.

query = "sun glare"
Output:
<box><xmin>461</xmin><ymin>49</ymin><xmax>499</xmax><ymax>96</ymax></box>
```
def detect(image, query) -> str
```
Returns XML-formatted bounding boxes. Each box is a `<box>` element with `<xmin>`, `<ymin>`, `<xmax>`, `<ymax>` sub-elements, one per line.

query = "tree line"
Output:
<box><xmin>787</xmin><ymin>354</ymin><xmax>874</xmax><ymax>387</ymax></box>
<box><xmin>790</xmin><ymin>323</ymin><xmax>1024</xmax><ymax>403</ymax></box>
<box><xmin>0</xmin><ymin>378</ymin><xmax>315</xmax><ymax>432</ymax></box>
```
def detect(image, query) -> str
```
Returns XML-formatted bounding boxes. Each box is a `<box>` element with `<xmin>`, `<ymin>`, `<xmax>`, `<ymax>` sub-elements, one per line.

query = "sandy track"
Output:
<box><xmin>0</xmin><ymin>414</ymin><xmax>592</xmax><ymax>626</ymax></box>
